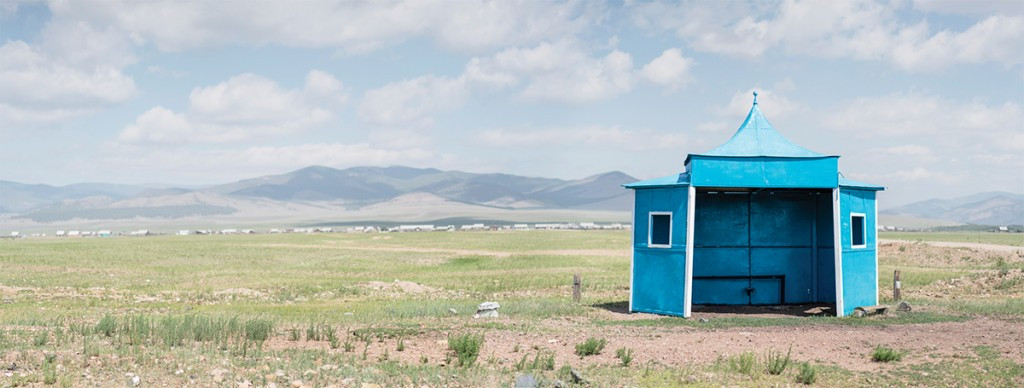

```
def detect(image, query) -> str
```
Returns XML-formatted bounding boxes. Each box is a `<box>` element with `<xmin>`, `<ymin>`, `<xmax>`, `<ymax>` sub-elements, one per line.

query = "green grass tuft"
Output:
<box><xmin>729</xmin><ymin>351</ymin><xmax>756</xmax><ymax>375</ymax></box>
<box><xmin>615</xmin><ymin>347</ymin><xmax>634</xmax><ymax>367</ymax></box>
<box><xmin>447</xmin><ymin>333</ymin><xmax>484</xmax><ymax>367</ymax></box>
<box><xmin>574</xmin><ymin>337</ymin><xmax>607</xmax><ymax>357</ymax></box>
<box><xmin>94</xmin><ymin>315</ymin><xmax>116</xmax><ymax>337</ymax></box>
<box><xmin>765</xmin><ymin>346</ymin><xmax>792</xmax><ymax>375</ymax></box>
<box><xmin>871</xmin><ymin>345</ymin><xmax>904</xmax><ymax>362</ymax></box>
<box><xmin>796</xmin><ymin>362</ymin><xmax>817</xmax><ymax>384</ymax></box>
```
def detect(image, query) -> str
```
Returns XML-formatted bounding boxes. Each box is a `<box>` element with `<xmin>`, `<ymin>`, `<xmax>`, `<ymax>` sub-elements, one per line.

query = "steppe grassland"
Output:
<box><xmin>0</xmin><ymin>230</ymin><xmax>1022</xmax><ymax>386</ymax></box>
<box><xmin>881</xmin><ymin>231</ymin><xmax>1024</xmax><ymax>247</ymax></box>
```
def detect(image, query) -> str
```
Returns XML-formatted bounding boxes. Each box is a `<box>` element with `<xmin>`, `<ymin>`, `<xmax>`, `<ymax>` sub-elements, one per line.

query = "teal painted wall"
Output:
<box><xmin>840</xmin><ymin>188</ymin><xmax>878</xmax><ymax>315</ymax></box>
<box><xmin>631</xmin><ymin>187</ymin><xmax>688</xmax><ymax>316</ymax></box>
<box><xmin>688</xmin><ymin>156</ymin><xmax>839</xmax><ymax>188</ymax></box>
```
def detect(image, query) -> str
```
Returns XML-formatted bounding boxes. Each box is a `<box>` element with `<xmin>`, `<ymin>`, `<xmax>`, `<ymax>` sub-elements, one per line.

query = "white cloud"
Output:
<box><xmin>0</xmin><ymin>40</ymin><xmax>136</xmax><ymax>125</ymax></box>
<box><xmin>360</xmin><ymin>41</ymin><xmax>697</xmax><ymax>125</ymax></box>
<box><xmin>825</xmin><ymin>92</ymin><xmax>1023</xmax><ymax>193</ymax></box>
<box><xmin>468</xmin><ymin>41</ymin><xmax>638</xmax><ymax>103</ymax></box>
<box><xmin>826</xmin><ymin>93</ymin><xmax>1022</xmax><ymax>137</ymax></box>
<box><xmin>358</xmin><ymin>75</ymin><xmax>469</xmax><ymax>126</ymax></box>
<box><xmin>639</xmin><ymin>48</ymin><xmax>694</xmax><ymax>92</ymax></box>
<box><xmin>889</xmin><ymin>15</ymin><xmax>1024</xmax><ymax>71</ymax></box>
<box><xmin>912</xmin><ymin>0</ymin><xmax>1024</xmax><ymax>17</ymax></box>
<box><xmin>630</xmin><ymin>0</ymin><xmax>1024</xmax><ymax>71</ymax></box>
<box><xmin>119</xmin><ymin>71</ymin><xmax>345</xmax><ymax>144</ymax></box>
<box><xmin>47</xmin><ymin>0</ymin><xmax>596</xmax><ymax>54</ymax></box>
<box><xmin>476</xmin><ymin>125</ymin><xmax>689</xmax><ymax>152</ymax></box>
<box><xmin>874</xmin><ymin>144</ymin><xmax>934</xmax><ymax>158</ymax></box>
<box><xmin>719</xmin><ymin>88</ymin><xmax>801</xmax><ymax>118</ymax></box>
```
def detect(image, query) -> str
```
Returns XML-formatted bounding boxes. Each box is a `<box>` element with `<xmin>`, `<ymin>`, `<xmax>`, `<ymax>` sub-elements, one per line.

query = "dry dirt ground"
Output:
<box><xmin>255</xmin><ymin>309</ymin><xmax>1023</xmax><ymax>376</ymax></box>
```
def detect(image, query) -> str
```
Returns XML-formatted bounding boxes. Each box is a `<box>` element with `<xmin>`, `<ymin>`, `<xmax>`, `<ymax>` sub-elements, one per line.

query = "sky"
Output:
<box><xmin>0</xmin><ymin>0</ymin><xmax>1022</xmax><ymax>206</ymax></box>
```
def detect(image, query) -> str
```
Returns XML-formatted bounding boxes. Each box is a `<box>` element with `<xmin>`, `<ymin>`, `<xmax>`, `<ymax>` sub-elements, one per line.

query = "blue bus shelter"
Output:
<box><xmin>624</xmin><ymin>92</ymin><xmax>884</xmax><ymax>317</ymax></box>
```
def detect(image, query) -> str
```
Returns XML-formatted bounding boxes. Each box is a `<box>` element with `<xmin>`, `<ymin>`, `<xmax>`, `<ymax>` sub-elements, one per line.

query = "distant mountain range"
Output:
<box><xmin>2</xmin><ymin>167</ymin><xmax>1020</xmax><ymax>228</ymax></box>
<box><xmin>0</xmin><ymin>166</ymin><xmax>636</xmax><ymax>224</ymax></box>
<box><xmin>880</xmin><ymin>191</ymin><xmax>1024</xmax><ymax>226</ymax></box>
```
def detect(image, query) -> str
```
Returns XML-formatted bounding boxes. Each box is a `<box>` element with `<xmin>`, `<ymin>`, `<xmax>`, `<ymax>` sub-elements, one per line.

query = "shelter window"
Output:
<box><xmin>649</xmin><ymin>212</ymin><xmax>672</xmax><ymax>248</ymax></box>
<box><xmin>851</xmin><ymin>213</ymin><xmax>866</xmax><ymax>248</ymax></box>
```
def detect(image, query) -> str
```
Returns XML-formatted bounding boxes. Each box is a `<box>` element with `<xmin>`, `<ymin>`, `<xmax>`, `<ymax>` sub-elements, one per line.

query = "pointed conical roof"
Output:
<box><xmin>698</xmin><ymin>92</ymin><xmax>828</xmax><ymax>158</ymax></box>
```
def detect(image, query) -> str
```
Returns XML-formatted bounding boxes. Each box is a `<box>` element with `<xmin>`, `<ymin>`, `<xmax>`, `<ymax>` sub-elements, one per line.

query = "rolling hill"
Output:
<box><xmin>0</xmin><ymin>166</ymin><xmax>637</xmax><ymax>224</ymax></box>
<box><xmin>880</xmin><ymin>191</ymin><xmax>1024</xmax><ymax>226</ymax></box>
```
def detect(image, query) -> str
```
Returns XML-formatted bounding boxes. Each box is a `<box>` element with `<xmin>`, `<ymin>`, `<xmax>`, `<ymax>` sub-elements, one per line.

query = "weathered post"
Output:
<box><xmin>572</xmin><ymin>274</ymin><xmax>582</xmax><ymax>303</ymax></box>
<box><xmin>893</xmin><ymin>269</ymin><xmax>902</xmax><ymax>302</ymax></box>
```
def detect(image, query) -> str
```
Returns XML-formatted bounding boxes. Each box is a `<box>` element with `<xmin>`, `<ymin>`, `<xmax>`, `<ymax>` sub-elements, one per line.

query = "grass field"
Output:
<box><xmin>1</xmin><ymin>231</ymin><xmax>1022</xmax><ymax>386</ymax></box>
<box><xmin>880</xmin><ymin>231</ymin><xmax>1024</xmax><ymax>247</ymax></box>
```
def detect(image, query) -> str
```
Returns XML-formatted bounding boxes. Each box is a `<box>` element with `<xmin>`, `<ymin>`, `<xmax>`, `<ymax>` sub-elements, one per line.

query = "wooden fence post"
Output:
<box><xmin>572</xmin><ymin>274</ymin><xmax>581</xmax><ymax>303</ymax></box>
<box><xmin>893</xmin><ymin>269</ymin><xmax>901</xmax><ymax>302</ymax></box>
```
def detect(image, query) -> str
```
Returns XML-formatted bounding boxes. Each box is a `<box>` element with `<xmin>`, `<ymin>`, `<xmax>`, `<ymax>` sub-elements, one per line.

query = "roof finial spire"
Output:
<box><xmin>752</xmin><ymin>90</ymin><xmax>758</xmax><ymax>105</ymax></box>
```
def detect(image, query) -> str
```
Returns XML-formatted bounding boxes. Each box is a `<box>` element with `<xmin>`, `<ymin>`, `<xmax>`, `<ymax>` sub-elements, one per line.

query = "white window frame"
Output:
<box><xmin>648</xmin><ymin>211</ymin><xmax>673</xmax><ymax>248</ymax></box>
<box><xmin>850</xmin><ymin>212</ymin><xmax>867</xmax><ymax>249</ymax></box>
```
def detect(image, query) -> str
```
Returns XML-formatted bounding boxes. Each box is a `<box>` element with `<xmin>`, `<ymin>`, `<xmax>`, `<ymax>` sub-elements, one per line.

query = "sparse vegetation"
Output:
<box><xmin>996</xmin><ymin>257</ymin><xmax>1009</xmax><ymax>277</ymax></box>
<box><xmin>615</xmin><ymin>347</ymin><xmax>634</xmax><ymax>367</ymax></box>
<box><xmin>33</xmin><ymin>330</ymin><xmax>49</xmax><ymax>346</ymax></box>
<box><xmin>729</xmin><ymin>352</ymin><xmax>756</xmax><ymax>375</ymax></box>
<box><xmin>0</xmin><ymin>230</ymin><xmax>1020</xmax><ymax>386</ymax></box>
<box><xmin>765</xmin><ymin>347</ymin><xmax>792</xmax><ymax>375</ymax></box>
<box><xmin>515</xmin><ymin>350</ymin><xmax>555</xmax><ymax>371</ymax></box>
<box><xmin>796</xmin><ymin>362</ymin><xmax>817</xmax><ymax>384</ymax></box>
<box><xmin>94</xmin><ymin>315</ymin><xmax>116</xmax><ymax>337</ymax></box>
<box><xmin>448</xmin><ymin>333</ymin><xmax>484</xmax><ymax>367</ymax></box>
<box><xmin>42</xmin><ymin>354</ymin><xmax>57</xmax><ymax>385</ymax></box>
<box><xmin>575</xmin><ymin>337</ymin><xmax>607</xmax><ymax>357</ymax></box>
<box><xmin>872</xmin><ymin>345</ymin><xmax>904</xmax><ymax>362</ymax></box>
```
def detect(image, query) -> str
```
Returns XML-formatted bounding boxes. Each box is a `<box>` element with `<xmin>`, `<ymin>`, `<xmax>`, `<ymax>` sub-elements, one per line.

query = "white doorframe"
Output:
<box><xmin>684</xmin><ymin>185</ymin><xmax>696</xmax><ymax>318</ymax></box>
<box><xmin>833</xmin><ymin>188</ymin><xmax>845</xmax><ymax>317</ymax></box>
<box><xmin>628</xmin><ymin>196</ymin><xmax>636</xmax><ymax>312</ymax></box>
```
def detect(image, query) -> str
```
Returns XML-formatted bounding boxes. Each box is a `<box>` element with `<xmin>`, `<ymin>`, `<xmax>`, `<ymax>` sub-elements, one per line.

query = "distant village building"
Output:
<box><xmin>624</xmin><ymin>92</ymin><xmax>884</xmax><ymax>318</ymax></box>
<box><xmin>398</xmin><ymin>225</ymin><xmax>433</xmax><ymax>232</ymax></box>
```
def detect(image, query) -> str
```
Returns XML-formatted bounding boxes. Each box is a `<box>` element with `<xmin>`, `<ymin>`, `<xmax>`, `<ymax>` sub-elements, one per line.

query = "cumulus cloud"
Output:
<box><xmin>719</xmin><ymin>88</ymin><xmax>802</xmax><ymax>118</ymax></box>
<box><xmin>630</xmin><ymin>0</ymin><xmax>1024</xmax><ymax>71</ymax></box>
<box><xmin>359</xmin><ymin>41</ymin><xmax>695</xmax><ymax>125</ymax></box>
<box><xmin>826</xmin><ymin>93</ymin><xmax>1022</xmax><ymax>137</ymax></box>
<box><xmin>0</xmin><ymin>40</ymin><xmax>136</xmax><ymax>126</ymax></box>
<box><xmin>473</xmin><ymin>41</ymin><xmax>637</xmax><ymax>103</ymax></box>
<box><xmin>119</xmin><ymin>70</ymin><xmax>345</xmax><ymax>144</ymax></box>
<box><xmin>358</xmin><ymin>76</ymin><xmax>470</xmax><ymax>127</ymax></box>
<box><xmin>44</xmin><ymin>0</ymin><xmax>597</xmax><ymax>54</ymax></box>
<box><xmin>476</xmin><ymin>125</ymin><xmax>689</xmax><ymax>152</ymax></box>
<box><xmin>639</xmin><ymin>48</ymin><xmax>694</xmax><ymax>92</ymax></box>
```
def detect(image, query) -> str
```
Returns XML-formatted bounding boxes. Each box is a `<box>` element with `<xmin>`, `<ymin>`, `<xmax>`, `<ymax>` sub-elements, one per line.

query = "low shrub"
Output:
<box><xmin>796</xmin><ymin>362</ymin><xmax>817</xmax><ymax>384</ymax></box>
<box><xmin>871</xmin><ymin>345</ymin><xmax>903</xmax><ymax>362</ymax></box>
<box><xmin>765</xmin><ymin>346</ymin><xmax>792</xmax><ymax>375</ymax></box>
<box><xmin>515</xmin><ymin>351</ymin><xmax>555</xmax><ymax>371</ymax></box>
<box><xmin>729</xmin><ymin>351</ymin><xmax>756</xmax><ymax>374</ymax></box>
<box><xmin>95</xmin><ymin>315</ymin><xmax>117</xmax><ymax>337</ymax></box>
<box><xmin>42</xmin><ymin>354</ymin><xmax>57</xmax><ymax>385</ymax></box>
<box><xmin>615</xmin><ymin>347</ymin><xmax>634</xmax><ymax>367</ymax></box>
<box><xmin>33</xmin><ymin>331</ymin><xmax>49</xmax><ymax>347</ymax></box>
<box><xmin>448</xmin><ymin>333</ymin><xmax>484</xmax><ymax>367</ymax></box>
<box><xmin>574</xmin><ymin>337</ymin><xmax>607</xmax><ymax>357</ymax></box>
